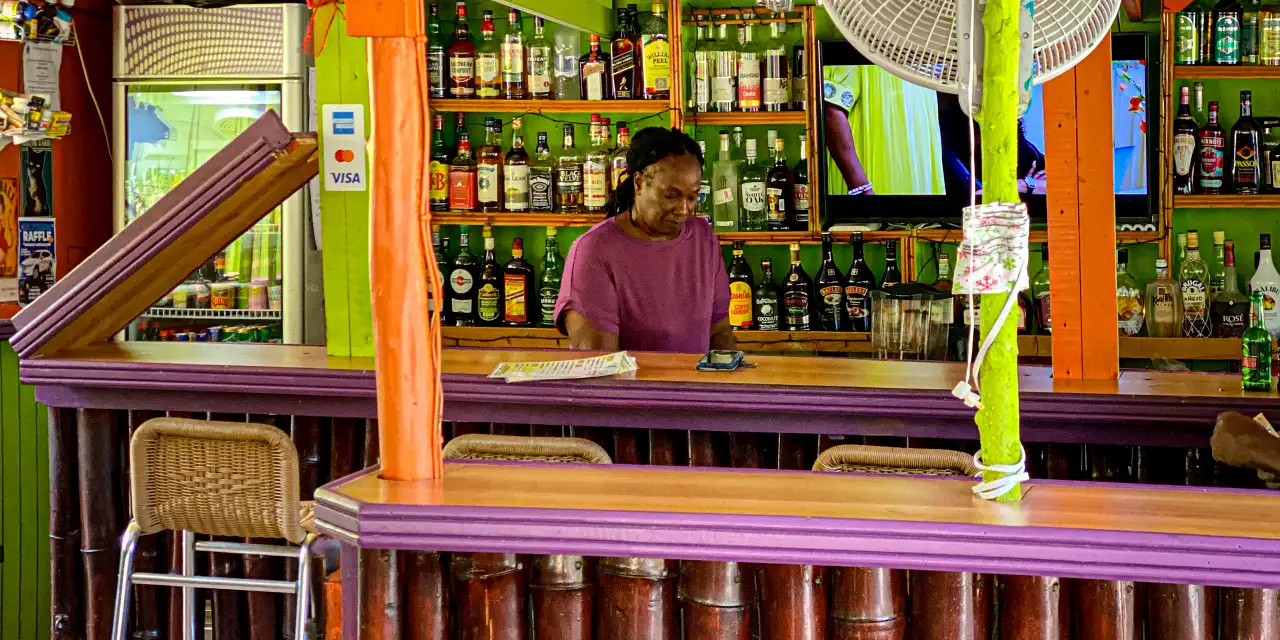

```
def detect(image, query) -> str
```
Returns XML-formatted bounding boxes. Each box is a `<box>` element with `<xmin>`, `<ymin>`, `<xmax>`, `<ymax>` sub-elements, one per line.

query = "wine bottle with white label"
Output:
<box><xmin>711</xmin><ymin>131</ymin><xmax>740</xmax><ymax>232</ymax></box>
<box><xmin>1251</xmin><ymin>233</ymin><xmax>1280</xmax><ymax>337</ymax></box>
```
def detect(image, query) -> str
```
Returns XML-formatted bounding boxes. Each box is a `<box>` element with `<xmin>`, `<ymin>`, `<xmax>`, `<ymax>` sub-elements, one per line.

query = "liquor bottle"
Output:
<box><xmin>504</xmin><ymin>117</ymin><xmax>531</xmax><ymax>212</ymax></box>
<box><xmin>476</xmin><ymin>117</ymin><xmax>504</xmax><ymax>212</ymax></box>
<box><xmin>815</xmin><ymin>233</ymin><xmax>847</xmax><ymax>331</ymax></box>
<box><xmin>475</xmin><ymin>10</ymin><xmax>501</xmax><ymax>98</ymax></box>
<box><xmin>762</xmin><ymin>18</ymin><xmax>790</xmax><ymax>112</ymax></box>
<box><xmin>845</xmin><ymin>232</ymin><xmax>877</xmax><ymax>331</ymax></box>
<box><xmin>696</xmin><ymin>141</ymin><xmax>712</xmax><ymax>223</ymax></box>
<box><xmin>435</xmin><ymin>231</ymin><xmax>450</xmax><ymax>287</ymax></box>
<box><xmin>1209</xmin><ymin>230</ymin><xmax>1226</xmax><ymax>298</ymax></box>
<box><xmin>1145</xmin><ymin>259</ymin><xmax>1181</xmax><ymax>338</ymax></box>
<box><xmin>477</xmin><ymin>234</ymin><xmax>503</xmax><ymax>326</ymax></box>
<box><xmin>766</xmin><ymin>129</ymin><xmax>779</xmax><ymax>164</ymax></box>
<box><xmin>501</xmin><ymin>8</ymin><xmax>526</xmax><ymax>99</ymax></box>
<box><xmin>690</xmin><ymin>20</ymin><xmax>711</xmax><ymax>112</ymax></box>
<box><xmin>782</xmin><ymin>243</ymin><xmax>812</xmax><ymax>331</ymax></box>
<box><xmin>583</xmin><ymin>116</ymin><xmax>610</xmax><ymax>213</ymax></box>
<box><xmin>754</xmin><ymin>258</ymin><xmax>781</xmax><ymax>331</ymax></box>
<box><xmin>1173</xmin><ymin>85</ymin><xmax>1198</xmax><ymax>195</ymax></box>
<box><xmin>1233</xmin><ymin>90</ymin><xmax>1262</xmax><ymax>194</ymax></box>
<box><xmin>710</xmin><ymin>15</ymin><xmax>738</xmax><ymax>112</ymax></box>
<box><xmin>766</xmin><ymin>138</ymin><xmax>794</xmax><ymax>232</ymax></box>
<box><xmin>935</xmin><ymin>252</ymin><xmax>957</xmax><ymax>325</ymax></box>
<box><xmin>580</xmin><ymin>34</ymin><xmax>614</xmax><ymax>101</ymax></box>
<box><xmin>1265</xmin><ymin>121</ymin><xmax>1280</xmax><ymax>192</ymax></box>
<box><xmin>1116</xmin><ymin>248</ymin><xmax>1145</xmax><ymax>337</ymax></box>
<box><xmin>1244</xmin><ymin>8</ymin><xmax>1261</xmax><ymax>65</ymax></box>
<box><xmin>1176</xmin><ymin>9</ymin><xmax>1206</xmax><ymax>64</ymax></box>
<box><xmin>740</xmin><ymin>138</ymin><xmax>767</xmax><ymax>231</ymax></box>
<box><xmin>556</xmin><ymin>124</ymin><xmax>584</xmax><ymax>213</ymax></box>
<box><xmin>794</xmin><ymin>133</ymin><xmax>810</xmax><ymax>230</ymax></box>
<box><xmin>711</xmin><ymin>131</ymin><xmax>740</xmax><ymax>232</ymax></box>
<box><xmin>448</xmin><ymin>226</ymin><xmax>478</xmax><ymax>325</ymax></box>
<box><xmin>427</xmin><ymin>3</ymin><xmax>447</xmax><ymax>98</ymax></box>
<box><xmin>530</xmin><ymin>132</ymin><xmax>555</xmax><ymax>213</ymax></box>
<box><xmin>1251</xmin><ymin>233</ymin><xmax>1280</xmax><ymax>337</ymax></box>
<box><xmin>1031</xmin><ymin>245</ymin><xmax>1051</xmax><ymax>333</ymax></box>
<box><xmin>503</xmin><ymin>237</ymin><xmax>534</xmax><ymax>326</ymax></box>
<box><xmin>883</xmin><ymin>240</ymin><xmax>903</xmax><ymax>287</ymax></box>
<box><xmin>732</xmin><ymin>126</ymin><xmax>746</xmax><ymax>162</ymax></box>
<box><xmin>1176</xmin><ymin>232</ymin><xmax>1188</xmax><ymax>275</ymax></box>
<box><xmin>792</xmin><ymin>45</ymin><xmax>807</xmax><ymax>110</ymax></box>
<box><xmin>737</xmin><ymin>22</ymin><xmax>763</xmax><ymax>112</ymax></box>
<box><xmin>1180</xmin><ymin>230</ymin><xmax>1213</xmax><ymax>337</ymax></box>
<box><xmin>1192</xmin><ymin>82</ymin><xmax>1207</xmax><ymax>127</ymax></box>
<box><xmin>448</xmin><ymin>1</ymin><xmax>476</xmax><ymax>98</ymax></box>
<box><xmin>611</xmin><ymin>7</ymin><xmax>639</xmax><ymax>99</ymax></box>
<box><xmin>429</xmin><ymin>113</ymin><xmax>450</xmax><ymax>211</ymax></box>
<box><xmin>1212</xmin><ymin>240</ymin><xmax>1250</xmax><ymax>338</ymax></box>
<box><xmin>449</xmin><ymin>132</ymin><xmax>478</xmax><ymax>211</ymax></box>
<box><xmin>527</xmin><ymin>17</ymin><xmax>553</xmax><ymax>100</ymax></box>
<box><xmin>1244</xmin><ymin>291</ymin><xmax>1274</xmax><ymax>391</ymax></box>
<box><xmin>1213</xmin><ymin>1</ymin><xmax>1243</xmax><ymax>65</ymax></box>
<box><xmin>610</xmin><ymin>122</ymin><xmax>631</xmax><ymax>192</ymax></box>
<box><xmin>641</xmin><ymin>1</ymin><xmax>671</xmax><ymax>100</ymax></box>
<box><xmin>539</xmin><ymin>229</ymin><xmax>562</xmax><ymax>328</ymax></box>
<box><xmin>727</xmin><ymin>241</ymin><xmax>754</xmax><ymax>330</ymax></box>
<box><xmin>1198</xmin><ymin>101</ymin><xmax>1226</xmax><ymax>195</ymax></box>
<box><xmin>553</xmin><ymin>27</ymin><xmax>581</xmax><ymax>100</ymax></box>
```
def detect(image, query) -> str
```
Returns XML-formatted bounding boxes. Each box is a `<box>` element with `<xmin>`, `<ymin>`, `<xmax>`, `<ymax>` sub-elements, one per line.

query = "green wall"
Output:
<box><xmin>0</xmin><ymin>340</ymin><xmax>49</xmax><ymax>640</ymax></box>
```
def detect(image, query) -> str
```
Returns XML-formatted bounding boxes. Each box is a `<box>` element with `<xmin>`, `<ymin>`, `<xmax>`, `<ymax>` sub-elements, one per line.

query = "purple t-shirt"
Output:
<box><xmin>555</xmin><ymin>217</ymin><xmax>730</xmax><ymax>353</ymax></box>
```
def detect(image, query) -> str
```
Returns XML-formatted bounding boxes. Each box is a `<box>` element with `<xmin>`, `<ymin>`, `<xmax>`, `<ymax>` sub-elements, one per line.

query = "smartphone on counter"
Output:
<box><xmin>696</xmin><ymin>350</ymin><xmax>746</xmax><ymax>371</ymax></box>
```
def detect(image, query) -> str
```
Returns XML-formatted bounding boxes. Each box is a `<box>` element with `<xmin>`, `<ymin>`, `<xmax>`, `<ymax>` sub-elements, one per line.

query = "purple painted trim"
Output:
<box><xmin>0</xmin><ymin>319</ymin><xmax>15</xmax><ymax>341</ymax></box>
<box><xmin>314</xmin><ymin>475</ymin><xmax>1280</xmax><ymax>590</ymax></box>
<box><xmin>340</xmin><ymin>542</ymin><xmax>357</xmax><ymax>640</ymax></box>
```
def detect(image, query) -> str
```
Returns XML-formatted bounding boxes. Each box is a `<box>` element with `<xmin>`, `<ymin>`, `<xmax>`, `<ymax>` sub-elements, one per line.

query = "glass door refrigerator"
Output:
<box><xmin>112</xmin><ymin>4</ymin><xmax>318</xmax><ymax>345</ymax></box>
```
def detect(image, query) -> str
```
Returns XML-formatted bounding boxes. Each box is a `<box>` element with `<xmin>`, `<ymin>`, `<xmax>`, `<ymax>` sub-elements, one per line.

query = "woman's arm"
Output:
<box><xmin>564</xmin><ymin>310</ymin><xmax>621</xmax><ymax>351</ymax></box>
<box><xmin>823</xmin><ymin>102</ymin><xmax>875</xmax><ymax>194</ymax></box>
<box><xmin>709</xmin><ymin>317</ymin><xmax>736</xmax><ymax>351</ymax></box>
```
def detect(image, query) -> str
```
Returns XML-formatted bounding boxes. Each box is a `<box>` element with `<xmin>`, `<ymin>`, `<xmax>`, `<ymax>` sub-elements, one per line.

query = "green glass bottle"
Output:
<box><xmin>1243</xmin><ymin>290</ymin><xmax>1274</xmax><ymax>391</ymax></box>
<box><xmin>538</xmin><ymin>228</ymin><xmax>562</xmax><ymax>328</ymax></box>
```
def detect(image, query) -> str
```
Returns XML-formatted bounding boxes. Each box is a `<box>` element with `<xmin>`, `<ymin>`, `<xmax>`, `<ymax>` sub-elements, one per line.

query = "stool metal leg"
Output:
<box><xmin>182</xmin><ymin>530</ymin><xmax>198</xmax><ymax>640</ymax></box>
<box><xmin>110</xmin><ymin>522</ymin><xmax>143</xmax><ymax>640</ymax></box>
<box><xmin>293</xmin><ymin>533</ymin><xmax>317</xmax><ymax>640</ymax></box>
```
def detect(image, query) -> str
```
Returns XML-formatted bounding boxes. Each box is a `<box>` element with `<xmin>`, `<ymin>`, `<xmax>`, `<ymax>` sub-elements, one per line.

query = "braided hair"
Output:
<box><xmin>608</xmin><ymin>126</ymin><xmax>705</xmax><ymax>217</ymax></box>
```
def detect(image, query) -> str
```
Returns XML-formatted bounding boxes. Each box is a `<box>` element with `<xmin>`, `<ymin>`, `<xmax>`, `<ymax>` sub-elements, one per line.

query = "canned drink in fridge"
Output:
<box><xmin>210</xmin><ymin>282</ymin><xmax>235</xmax><ymax>310</ymax></box>
<box><xmin>207</xmin><ymin>326</ymin><xmax>224</xmax><ymax>342</ymax></box>
<box><xmin>248</xmin><ymin>282</ymin><xmax>268</xmax><ymax>310</ymax></box>
<box><xmin>268</xmin><ymin>284</ymin><xmax>282</xmax><ymax>311</ymax></box>
<box><xmin>172</xmin><ymin>284</ymin><xmax>189</xmax><ymax>309</ymax></box>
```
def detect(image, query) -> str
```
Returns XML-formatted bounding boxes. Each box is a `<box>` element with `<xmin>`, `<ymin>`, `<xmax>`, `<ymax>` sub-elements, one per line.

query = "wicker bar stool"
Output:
<box><xmin>813</xmin><ymin>445</ymin><xmax>988</xmax><ymax>640</ymax></box>
<box><xmin>109</xmin><ymin>418</ymin><xmax>319</xmax><ymax>640</ymax></box>
<box><xmin>443</xmin><ymin>433</ymin><xmax>611</xmax><ymax>640</ymax></box>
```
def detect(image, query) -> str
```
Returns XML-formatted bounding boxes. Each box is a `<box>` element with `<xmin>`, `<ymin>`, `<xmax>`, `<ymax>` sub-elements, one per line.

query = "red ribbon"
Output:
<box><xmin>304</xmin><ymin>0</ymin><xmax>344</xmax><ymax>57</ymax></box>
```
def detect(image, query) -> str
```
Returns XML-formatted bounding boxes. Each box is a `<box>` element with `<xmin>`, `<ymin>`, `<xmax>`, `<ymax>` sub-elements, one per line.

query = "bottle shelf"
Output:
<box><xmin>910</xmin><ymin>229</ymin><xmax>1160</xmax><ymax>244</ymax></box>
<box><xmin>141</xmin><ymin>308</ymin><xmax>282</xmax><ymax>321</ymax></box>
<box><xmin>1174</xmin><ymin>195</ymin><xmax>1280</xmax><ymax>209</ymax></box>
<box><xmin>431</xmin><ymin>212</ymin><xmax>605</xmax><ymax>227</ymax></box>
<box><xmin>686</xmin><ymin>111</ymin><xmax>808</xmax><ymax>126</ymax></box>
<box><xmin>1172</xmin><ymin>65</ymin><xmax>1280</xmax><ymax>79</ymax></box>
<box><xmin>717</xmin><ymin>231</ymin><xmax>812</xmax><ymax>244</ymax></box>
<box><xmin>429</xmin><ymin>99</ymin><xmax>673</xmax><ymax>115</ymax></box>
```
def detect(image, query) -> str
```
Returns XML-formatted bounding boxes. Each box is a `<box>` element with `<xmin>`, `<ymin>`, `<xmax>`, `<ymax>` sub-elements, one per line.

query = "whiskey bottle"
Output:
<box><xmin>1145</xmin><ymin>258</ymin><xmax>1181</xmax><ymax>338</ymax></box>
<box><xmin>793</xmin><ymin>133</ymin><xmax>810</xmax><ymax>229</ymax></box>
<box><xmin>1173</xmin><ymin>85</ymin><xmax>1198</xmax><ymax>195</ymax></box>
<box><xmin>501</xmin><ymin>8</ymin><xmax>526</xmax><ymax>99</ymax></box>
<box><xmin>610</xmin><ymin>122</ymin><xmax>631</xmax><ymax>192</ymax></box>
<box><xmin>556</xmin><ymin>124</ymin><xmax>584</xmax><ymax>212</ymax></box>
<box><xmin>504</xmin><ymin>117</ymin><xmax>531</xmax><ymax>212</ymax></box>
<box><xmin>710</xmin><ymin>15</ymin><xmax>738</xmax><ymax>112</ymax></box>
<box><xmin>526</xmin><ymin>17</ymin><xmax>553</xmax><ymax>99</ymax></box>
<box><xmin>580</xmin><ymin>34</ymin><xmax>614</xmax><ymax>101</ymax></box>
<box><xmin>1197</xmin><ymin>101</ymin><xmax>1226</xmax><ymax>195</ymax></box>
<box><xmin>1116</xmin><ymin>249</ymin><xmax>1145</xmax><ymax>337</ymax></box>
<box><xmin>845</xmin><ymin>232</ymin><xmax>877</xmax><ymax>331</ymax></box>
<box><xmin>1179</xmin><ymin>230</ymin><xmax>1213</xmax><ymax>337</ymax></box>
<box><xmin>815</xmin><ymin>232</ymin><xmax>847</xmax><ymax>331</ymax></box>
<box><xmin>1243</xmin><ymin>290</ymin><xmax>1273</xmax><ymax>391</ymax></box>
<box><xmin>740</xmin><ymin>139</ymin><xmax>767</xmax><ymax>231</ymax></box>
<box><xmin>476</xmin><ymin>117</ymin><xmax>505</xmax><ymax>212</ymax></box>
<box><xmin>583</xmin><ymin>115</ymin><xmax>610</xmax><ymax>213</ymax></box>
<box><xmin>753</xmin><ymin>258</ymin><xmax>781</xmax><ymax>331</ymax></box>
<box><xmin>447</xmin><ymin>1</ymin><xmax>476</xmax><ymax>98</ymax></box>
<box><xmin>762</xmin><ymin>18</ymin><xmax>790</xmax><ymax>112</ymax></box>
<box><xmin>448</xmin><ymin>132</ymin><xmax>478</xmax><ymax>211</ymax></box>
<box><xmin>475</xmin><ymin>10</ymin><xmax>501</xmax><ymax>98</ymax></box>
<box><xmin>429</xmin><ymin>113</ymin><xmax>450</xmax><ymax>211</ymax></box>
<box><xmin>727</xmin><ymin>240</ymin><xmax>754</xmax><ymax>330</ymax></box>
<box><xmin>427</xmin><ymin>3</ymin><xmax>447</xmax><ymax>98</ymax></box>
<box><xmin>539</xmin><ymin>229</ymin><xmax>562</xmax><ymax>328</ymax></box>
<box><xmin>711</xmin><ymin>131</ymin><xmax>740</xmax><ymax>232</ymax></box>
<box><xmin>766</xmin><ymin>137</ymin><xmax>793</xmax><ymax>231</ymax></box>
<box><xmin>611</xmin><ymin>7</ymin><xmax>639</xmax><ymax>99</ymax></box>
<box><xmin>1250</xmin><ymin>233</ymin><xmax>1280</xmax><ymax>337</ymax></box>
<box><xmin>640</xmin><ymin>1</ymin><xmax>671</xmax><ymax>100</ymax></box>
<box><xmin>503</xmin><ymin>237</ymin><xmax>534</xmax><ymax>326</ymax></box>
<box><xmin>883</xmin><ymin>240</ymin><xmax>903</xmax><ymax>287</ymax></box>
<box><xmin>1212</xmin><ymin>240</ymin><xmax>1250</xmax><ymax>338</ymax></box>
<box><xmin>448</xmin><ymin>226</ymin><xmax>478</xmax><ymax>325</ymax></box>
<box><xmin>530</xmin><ymin>132</ymin><xmax>555</xmax><ymax>212</ymax></box>
<box><xmin>477</xmin><ymin>234</ymin><xmax>503</xmax><ymax>326</ymax></box>
<box><xmin>737</xmin><ymin>22</ymin><xmax>763</xmax><ymax>112</ymax></box>
<box><xmin>782</xmin><ymin>243</ymin><xmax>812</xmax><ymax>331</ymax></box>
<box><xmin>1232</xmin><ymin>90</ymin><xmax>1261</xmax><ymax>194</ymax></box>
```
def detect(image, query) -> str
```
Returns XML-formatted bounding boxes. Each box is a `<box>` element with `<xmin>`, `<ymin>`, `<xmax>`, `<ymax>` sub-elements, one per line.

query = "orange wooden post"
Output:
<box><xmin>345</xmin><ymin>0</ymin><xmax>444</xmax><ymax>480</ymax></box>
<box><xmin>1043</xmin><ymin>34</ymin><xmax>1119</xmax><ymax>381</ymax></box>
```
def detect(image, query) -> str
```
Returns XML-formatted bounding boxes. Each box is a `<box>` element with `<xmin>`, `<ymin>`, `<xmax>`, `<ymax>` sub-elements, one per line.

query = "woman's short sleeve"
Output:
<box><xmin>554</xmin><ymin>234</ymin><xmax>620</xmax><ymax>336</ymax></box>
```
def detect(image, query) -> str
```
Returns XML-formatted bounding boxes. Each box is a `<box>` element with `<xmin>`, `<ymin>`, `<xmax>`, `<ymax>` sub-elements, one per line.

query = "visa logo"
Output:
<box><xmin>332</xmin><ymin>111</ymin><xmax>356</xmax><ymax>135</ymax></box>
<box><xmin>330</xmin><ymin>172</ymin><xmax>363</xmax><ymax>184</ymax></box>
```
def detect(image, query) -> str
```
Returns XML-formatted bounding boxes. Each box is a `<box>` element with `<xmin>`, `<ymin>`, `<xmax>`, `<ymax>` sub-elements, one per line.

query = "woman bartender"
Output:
<box><xmin>554</xmin><ymin>127</ymin><xmax>736</xmax><ymax>353</ymax></box>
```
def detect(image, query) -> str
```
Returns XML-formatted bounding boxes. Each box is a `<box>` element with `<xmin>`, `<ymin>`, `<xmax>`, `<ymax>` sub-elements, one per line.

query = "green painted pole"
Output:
<box><xmin>976</xmin><ymin>0</ymin><xmax>1024</xmax><ymax>501</ymax></box>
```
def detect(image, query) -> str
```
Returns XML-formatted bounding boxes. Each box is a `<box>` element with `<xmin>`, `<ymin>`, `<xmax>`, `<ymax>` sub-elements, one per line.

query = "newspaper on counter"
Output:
<box><xmin>489</xmin><ymin>351</ymin><xmax>638</xmax><ymax>383</ymax></box>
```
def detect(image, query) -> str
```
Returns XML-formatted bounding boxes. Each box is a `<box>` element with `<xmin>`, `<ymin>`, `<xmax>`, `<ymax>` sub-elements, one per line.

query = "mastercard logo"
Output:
<box><xmin>334</xmin><ymin>149</ymin><xmax>356</xmax><ymax>163</ymax></box>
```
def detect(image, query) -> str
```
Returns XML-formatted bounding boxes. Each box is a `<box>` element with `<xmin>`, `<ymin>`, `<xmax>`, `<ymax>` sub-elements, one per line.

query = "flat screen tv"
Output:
<box><xmin>817</xmin><ymin>33</ymin><xmax>1155</xmax><ymax>226</ymax></box>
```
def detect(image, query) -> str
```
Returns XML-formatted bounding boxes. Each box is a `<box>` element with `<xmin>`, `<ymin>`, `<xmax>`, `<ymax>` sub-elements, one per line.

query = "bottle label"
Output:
<box><xmin>1176</xmin><ymin>13</ymin><xmax>1200</xmax><ymax>64</ymax></box>
<box><xmin>1154</xmin><ymin>285</ymin><xmax>1176</xmax><ymax>324</ymax></box>
<box><xmin>1199</xmin><ymin>142</ymin><xmax>1224</xmax><ymax>188</ymax></box>
<box><xmin>1257</xmin><ymin>284</ymin><xmax>1280</xmax><ymax>334</ymax></box>
<box><xmin>755</xmin><ymin>295</ymin><xmax>779</xmax><ymax>331</ymax></box>
<box><xmin>583</xmin><ymin>62</ymin><xmax>606</xmax><ymax>100</ymax></box>
<box><xmin>742</xmin><ymin>181</ymin><xmax>766</xmax><ymax>212</ymax></box>
<box><xmin>712</xmin><ymin>76</ymin><xmax>734</xmax><ymax>104</ymax></box>
<box><xmin>450</xmin><ymin>56</ymin><xmax>475</xmax><ymax>96</ymax></box>
<box><xmin>540</xmin><ymin>285</ymin><xmax>559</xmax><ymax>326</ymax></box>
<box><xmin>428</xmin><ymin>50</ymin><xmax>446</xmax><ymax>89</ymax></box>
<box><xmin>764</xmin><ymin>77</ymin><xmax>789</xmax><ymax>107</ymax></box>
<box><xmin>1174</xmin><ymin>133</ymin><xmax>1196</xmax><ymax>176</ymax></box>
<box><xmin>611</xmin><ymin>160</ymin><xmax>629</xmax><ymax>191</ymax></box>
<box><xmin>698</xmin><ymin>184</ymin><xmax>711</xmax><ymax>209</ymax></box>
<box><xmin>1215</xmin><ymin>14</ymin><xmax>1241</xmax><ymax>63</ymax></box>
<box><xmin>1117</xmin><ymin>285</ymin><xmax>1145</xmax><ymax>336</ymax></box>
<box><xmin>1237</xmin><ymin>144</ymin><xmax>1259</xmax><ymax>188</ymax></box>
<box><xmin>584</xmin><ymin>164</ymin><xmax>608</xmax><ymax>207</ymax></box>
<box><xmin>613</xmin><ymin>49</ymin><xmax>636</xmax><ymax>99</ymax></box>
<box><xmin>819</xmin><ymin>284</ymin><xmax>844</xmax><ymax>319</ymax></box>
<box><xmin>713</xmin><ymin>187</ymin><xmax>734</xmax><ymax>206</ymax></box>
<box><xmin>729</xmin><ymin>281</ymin><xmax>753</xmax><ymax>329</ymax></box>
<box><xmin>845</xmin><ymin>285</ymin><xmax>869</xmax><ymax>319</ymax></box>
<box><xmin>503</xmin><ymin>274</ymin><xmax>527</xmax><ymax>323</ymax></box>
<box><xmin>450</xmin><ymin>268</ymin><xmax>474</xmax><ymax>295</ymax></box>
<box><xmin>477</xmin><ymin>164</ymin><xmax>500</xmax><ymax>204</ymax></box>
<box><xmin>1243</xmin><ymin>341</ymin><xmax>1271</xmax><ymax>387</ymax></box>
<box><xmin>783</xmin><ymin>291</ymin><xmax>809</xmax><ymax>330</ymax></box>
<box><xmin>429</xmin><ymin>160</ymin><xmax>449</xmax><ymax>202</ymax></box>
<box><xmin>531</xmin><ymin>170</ymin><xmax>554</xmax><ymax>211</ymax></box>
<box><xmin>1181</xmin><ymin>279</ymin><xmax>1211</xmax><ymax>337</ymax></box>
<box><xmin>766</xmin><ymin>186</ymin><xmax>786</xmax><ymax>225</ymax></box>
<box><xmin>478</xmin><ymin>283</ymin><xmax>500</xmax><ymax>321</ymax></box>
<box><xmin>793</xmin><ymin>78</ymin><xmax>806</xmax><ymax>105</ymax></box>
<box><xmin>529</xmin><ymin>46</ymin><xmax>552</xmax><ymax>95</ymax></box>
<box><xmin>1037</xmin><ymin>291</ymin><xmax>1052</xmax><ymax>328</ymax></box>
<box><xmin>642</xmin><ymin>37</ymin><xmax>671</xmax><ymax>93</ymax></box>
<box><xmin>1270</xmin><ymin>158</ymin><xmax>1280</xmax><ymax>188</ymax></box>
<box><xmin>694</xmin><ymin>56</ymin><xmax>710</xmax><ymax>106</ymax></box>
<box><xmin>476</xmin><ymin>55</ymin><xmax>500</xmax><ymax>95</ymax></box>
<box><xmin>505</xmin><ymin>165</ymin><xmax>531</xmax><ymax>210</ymax></box>
<box><xmin>794</xmin><ymin>183</ymin><xmax>810</xmax><ymax>222</ymax></box>
<box><xmin>557</xmin><ymin>165</ymin><xmax>583</xmax><ymax>194</ymax></box>
<box><xmin>1215</xmin><ymin>307</ymin><xmax>1247</xmax><ymax>338</ymax></box>
<box><xmin>501</xmin><ymin>43</ymin><xmax>525</xmax><ymax>81</ymax></box>
<box><xmin>449</xmin><ymin>167</ymin><xmax>476</xmax><ymax>210</ymax></box>
<box><xmin>738</xmin><ymin>57</ymin><xmax>762</xmax><ymax>108</ymax></box>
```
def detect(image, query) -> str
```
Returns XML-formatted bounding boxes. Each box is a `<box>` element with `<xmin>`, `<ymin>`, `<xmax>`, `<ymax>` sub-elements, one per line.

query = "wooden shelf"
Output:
<box><xmin>686</xmin><ymin>111</ymin><xmax>808</xmax><ymax>126</ymax></box>
<box><xmin>1119</xmin><ymin>337</ymin><xmax>1241</xmax><ymax>361</ymax></box>
<box><xmin>717</xmin><ymin>231</ymin><xmax>812</xmax><ymax>244</ymax></box>
<box><xmin>1174</xmin><ymin>195</ymin><xmax>1280</xmax><ymax>209</ymax></box>
<box><xmin>430</xmin><ymin>212</ymin><xmax>604</xmax><ymax>227</ymax></box>
<box><xmin>1173</xmin><ymin>65</ymin><xmax>1280</xmax><ymax>79</ymax></box>
<box><xmin>429</xmin><ymin>99</ymin><xmax>673</xmax><ymax>115</ymax></box>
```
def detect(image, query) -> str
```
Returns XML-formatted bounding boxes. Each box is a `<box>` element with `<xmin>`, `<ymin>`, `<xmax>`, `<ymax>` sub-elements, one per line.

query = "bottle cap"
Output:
<box><xmin>1214</xmin><ymin>230</ymin><xmax>1225</xmax><ymax>244</ymax></box>
<box><xmin>513</xmin><ymin>237</ymin><xmax>524</xmax><ymax>252</ymax></box>
<box><xmin>546</xmin><ymin>226</ymin><xmax>557</xmax><ymax>235</ymax></box>
<box><xmin>1156</xmin><ymin>259</ymin><xmax>1167</xmax><ymax>268</ymax></box>
<box><xmin>1118</xmin><ymin>248</ymin><xmax>1128</xmax><ymax>263</ymax></box>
